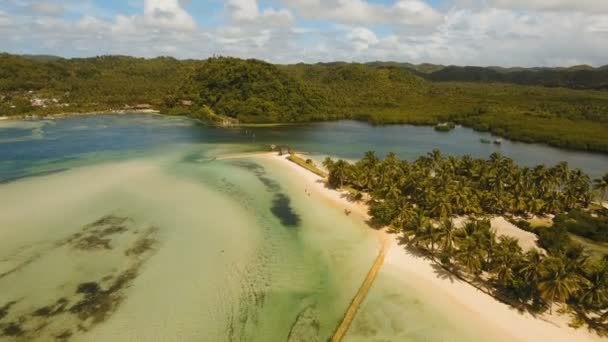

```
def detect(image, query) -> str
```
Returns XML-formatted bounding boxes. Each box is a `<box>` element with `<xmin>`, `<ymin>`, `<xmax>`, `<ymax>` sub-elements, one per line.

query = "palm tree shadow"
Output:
<box><xmin>400</xmin><ymin>243</ymin><xmax>460</xmax><ymax>284</ymax></box>
<box><xmin>430</xmin><ymin>263</ymin><xmax>459</xmax><ymax>283</ymax></box>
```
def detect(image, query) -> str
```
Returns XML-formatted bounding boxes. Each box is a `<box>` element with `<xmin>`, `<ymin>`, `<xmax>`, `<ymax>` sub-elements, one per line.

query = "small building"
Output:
<box><xmin>31</xmin><ymin>98</ymin><xmax>47</xmax><ymax>107</ymax></box>
<box><xmin>181</xmin><ymin>100</ymin><xmax>193</xmax><ymax>106</ymax></box>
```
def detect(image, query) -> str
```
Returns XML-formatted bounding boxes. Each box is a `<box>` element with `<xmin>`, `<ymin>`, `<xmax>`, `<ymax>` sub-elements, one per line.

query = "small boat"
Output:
<box><xmin>480</xmin><ymin>138</ymin><xmax>491</xmax><ymax>144</ymax></box>
<box><xmin>493</xmin><ymin>139</ymin><xmax>503</xmax><ymax>145</ymax></box>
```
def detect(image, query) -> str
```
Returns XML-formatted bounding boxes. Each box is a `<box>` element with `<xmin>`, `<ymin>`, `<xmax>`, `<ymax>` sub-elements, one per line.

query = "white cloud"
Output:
<box><xmin>488</xmin><ymin>0</ymin><xmax>608</xmax><ymax>13</ymax></box>
<box><xmin>228</xmin><ymin>0</ymin><xmax>259</xmax><ymax>21</ymax></box>
<box><xmin>28</xmin><ymin>1</ymin><xmax>64</xmax><ymax>16</ymax></box>
<box><xmin>226</xmin><ymin>0</ymin><xmax>294</xmax><ymax>26</ymax></box>
<box><xmin>284</xmin><ymin>0</ymin><xmax>443</xmax><ymax>27</ymax></box>
<box><xmin>348</xmin><ymin>27</ymin><xmax>379</xmax><ymax>51</ymax></box>
<box><xmin>112</xmin><ymin>0</ymin><xmax>197</xmax><ymax>33</ymax></box>
<box><xmin>143</xmin><ymin>0</ymin><xmax>196</xmax><ymax>30</ymax></box>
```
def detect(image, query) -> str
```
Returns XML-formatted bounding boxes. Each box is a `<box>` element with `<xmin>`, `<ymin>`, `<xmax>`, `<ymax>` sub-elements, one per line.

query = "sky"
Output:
<box><xmin>0</xmin><ymin>0</ymin><xmax>607</xmax><ymax>66</ymax></box>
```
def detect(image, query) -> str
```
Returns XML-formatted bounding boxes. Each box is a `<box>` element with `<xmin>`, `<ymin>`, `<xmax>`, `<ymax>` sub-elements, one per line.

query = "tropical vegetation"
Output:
<box><xmin>322</xmin><ymin>150</ymin><xmax>608</xmax><ymax>330</ymax></box>
<box><xmin>2</xmin><ymin>53</ymin><xmax>608</xmax><ymax>152</ymax></box>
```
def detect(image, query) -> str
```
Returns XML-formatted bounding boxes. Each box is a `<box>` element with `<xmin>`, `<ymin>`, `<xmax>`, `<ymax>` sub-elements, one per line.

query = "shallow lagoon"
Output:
<box><xmin>0</xmin><ymin>114</ymin><xmax>607</xmax><ymax>341</ymax></box>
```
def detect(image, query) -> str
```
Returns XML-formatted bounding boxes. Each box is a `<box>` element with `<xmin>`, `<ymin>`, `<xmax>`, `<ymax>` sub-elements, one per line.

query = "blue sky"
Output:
<box><xmin>0</xmin><ymin>0</ymin><xmax>607</xmax><ymax>66</ymax></box>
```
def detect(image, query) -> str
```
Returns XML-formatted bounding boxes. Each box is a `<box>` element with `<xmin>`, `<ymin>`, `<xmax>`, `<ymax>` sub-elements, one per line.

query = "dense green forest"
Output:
<box><xmin>1</xmin><ymin>53</ymin><xmax>608</xmax><ymax>152</ymax></box>
<box><xmin>322</xmin><ymin>150</ymin><xmax>608</xmax><ymax>331</ymax></box>
<box><xmin>366</xmin><ymin>62</ymin><xmax>608</xmax><ymax>90</ymax></box>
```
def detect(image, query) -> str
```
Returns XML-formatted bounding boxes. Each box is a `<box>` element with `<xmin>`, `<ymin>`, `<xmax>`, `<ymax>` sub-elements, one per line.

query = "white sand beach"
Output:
<box><xmin>256</xmin><ymin>152</ymin><xmax>605</xmax><ymax>342</ymax></box>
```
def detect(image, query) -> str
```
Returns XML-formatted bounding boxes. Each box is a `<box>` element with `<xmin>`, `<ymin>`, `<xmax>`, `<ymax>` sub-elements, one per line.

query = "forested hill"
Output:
<box><xmin>0</xmin><ymin>53</ymin><xmax>191</xmax><ymax>109</ymax></box>
<box><xmin>165</xmin><ymin>57</ymin><xmax>324</xmax><ymax>123</ymax></box>
<box><xmin>1</xmin><ymin>53</ymin><xmax>608</xmax><ymax>153</ymax></box>
<box><xmin>366</xmin><ymin>62</ymin><xmax>608</xmax><ymax>90</ymax></box>
<box><xmin>165</xmin><ymin>58</ymin><xmax>429</xmax><ymax>123</ymax></box>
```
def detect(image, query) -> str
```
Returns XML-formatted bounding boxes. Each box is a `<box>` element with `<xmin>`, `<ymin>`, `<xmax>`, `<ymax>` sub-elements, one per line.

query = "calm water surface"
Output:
<box><xmin>0</xmin><ymin>114</ymin><xmax>606</xmax><ymax>341</ymax></box>
<box><xmin>1</xmin><ymin>115</ymin><xmax>606</xmax><ymax>183</ymax></box>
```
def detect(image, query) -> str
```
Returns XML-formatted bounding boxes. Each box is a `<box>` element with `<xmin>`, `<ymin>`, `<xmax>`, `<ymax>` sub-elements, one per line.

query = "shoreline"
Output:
<box><xmin>250</xmin><ymin>152</ymin><xmax>604</xmax><ymax>342</ymax></box>
<box><xmin>0</xmin><ymin>109</ymin><xmax>160</xmax><ymax>121</ymax></box>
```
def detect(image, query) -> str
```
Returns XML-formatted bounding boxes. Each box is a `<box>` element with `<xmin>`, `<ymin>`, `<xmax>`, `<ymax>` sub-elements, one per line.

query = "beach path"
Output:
<box><xmin>331</xmin><ymin>234</ymin><xmax>389</xmax><ymax>342</ymax></box>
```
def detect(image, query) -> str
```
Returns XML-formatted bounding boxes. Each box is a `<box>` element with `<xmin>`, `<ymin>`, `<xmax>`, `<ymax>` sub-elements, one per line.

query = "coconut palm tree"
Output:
<box><xmin>521</xmin><ymin>249</ymin><xmax>543</xmax><ymax>285</ymax></box>
<box><xmin>533</xmin><ymin>165</ymin><xmax>552</xmax><ymax>194</ymax></box>
<box><xmin>490</xmin><ymin>236</ymin><xmax>523</xmax><ymax>287</ymax></box>
<box><xmin>577</xmin><ymin>260</ymin><xmax>608</xmax><ymax>312</ymax></box>
<box><xmin>322</xmin><ymin>157</ymin><xmax>335</xmax><ymax>172</ymax></box>
<box><xmin>455</xmin><ymin>236</ymin><xmax>484</xmax><ymax>275</ymax></box>
<box><xmin>329</xmin><ymin>159</ymin><xmax>350</xmax><ymax>188</ymax></box>
<box><xmin>356</xmin><ymin>151</ymin><xmax>380</xmax><ymax>190</ymax></box>
<box><xmin>438</xmin><ymin>217</ymin><xmax>459</xmax><ymax>258</ymax></box>
<box><xmin>402</xmin><ymin>209</ymin><xmax>430</xmax><ymax>247</ymax></box>
<box><xmin>538</xmin><ymin>256</ymin><xmax>585</xmax><ymax>312</ymax></box>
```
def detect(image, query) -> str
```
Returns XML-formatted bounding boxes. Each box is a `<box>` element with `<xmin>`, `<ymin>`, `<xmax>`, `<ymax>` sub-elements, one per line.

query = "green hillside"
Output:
<box><xmin>165</xmin><ymin>57</ymin><xmax>323</xmax><ymax>123</ymax></box>
<box><xmin>1</xmin><ymin>53</ymin><xmax>608</xmax><ymax>153</ymax></box>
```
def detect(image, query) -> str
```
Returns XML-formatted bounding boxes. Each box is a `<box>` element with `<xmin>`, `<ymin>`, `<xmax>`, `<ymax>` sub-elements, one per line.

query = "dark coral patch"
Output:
<box><xmin>270</xmin><ymin>193</ymin><xmax>301</xmax><ymax>227</ymax></box>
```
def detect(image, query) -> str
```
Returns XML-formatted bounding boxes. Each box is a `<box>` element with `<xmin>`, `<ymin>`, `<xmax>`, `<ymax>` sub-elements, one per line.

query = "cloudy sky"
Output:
<box><xmin>1</xmin><ymin>0</ymin><xmax>607</xmax><ymax>66</ymax></box>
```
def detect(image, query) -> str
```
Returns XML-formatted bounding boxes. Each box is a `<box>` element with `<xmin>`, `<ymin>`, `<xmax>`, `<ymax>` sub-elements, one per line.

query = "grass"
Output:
<box><xmin>570</xmin><ymin>234</ymin><xmax>608</xmax><ymax>260</ymax></box>
<box><xmin>286</xmin><ymin>154</ymin><xmax>327</xmax><ymax>177</ymax></box>
<box><xmin>530</xmin><ymin>216</ymin><xmax>553</xmax><ymax>228</ymax></box>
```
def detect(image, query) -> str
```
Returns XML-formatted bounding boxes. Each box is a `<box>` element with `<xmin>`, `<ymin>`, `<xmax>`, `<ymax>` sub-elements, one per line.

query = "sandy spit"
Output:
<box><xmin>245</xmin><ymin>152</ymin><xmax>604</xmax><ymax>342</ymax></box>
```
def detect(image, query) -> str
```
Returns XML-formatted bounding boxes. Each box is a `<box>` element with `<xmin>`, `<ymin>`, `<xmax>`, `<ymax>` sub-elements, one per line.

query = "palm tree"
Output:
<box><xmin>455</xmin><ymin>236</ymin><xmax>484</xmax><ymax>275</ymax></box>
<box><xmin>577</xmin><ymin>260</ymin><xmax>608</xmax><ymax>312</ymax></box>
<box><xmin>594</xmin><ymin>173</ymin><xmax>608</xmax><ymax>202</ymax></box>
<box><xmin>521</xmin><ymin>249</ymin><xmax>543</xmax><ymax>286</ymax></box>
<box><xmin>361</xmin><ymin>151</ymin><xmax>379</xmax><ymax>168</ymax></box>
<box><xmin>490</xmin><ymin>236</ymin><xmax>523</xmax><ymax>287</ymax></box>
<box><xmin>438</xmin><ymin>217</ymin><xmax>459</xmax><ymax>258</ymax></box>
<box><xmin>329</xmin><ymin>159</ymin><xmax>350</xmax><ymax>188</ymax></box>
<box><xmin>538</xmin><ymin>256</ymin><xmax>585</xmax><ymax>312</ymax></box>
<box><xmin>432</xmin><ymin>193</ymin><xmax>453</xmax><ymax>219</ymax></box>
<box><xmin>427</xmin><ymin>149</ymin><xmax>444</xmax><ymax>170</ymax></box>
<box><xmin>402</xmin><ymin>209</ymin><xmax>429</xmax><ymax>247</ymax></box>
<box><xmin>322</xmin><ymin>157</ymin><xmax>335</xmax><ymax>172</ymax></box>
<box><xmin>357</xmin><ymin>151</ymin><xmax>380</xmax><ymax>190</ymax></box>
<box><xmin>419</xmin><ymin>222</ymin><xmax>442</xmax><ymax>256</ymax></box>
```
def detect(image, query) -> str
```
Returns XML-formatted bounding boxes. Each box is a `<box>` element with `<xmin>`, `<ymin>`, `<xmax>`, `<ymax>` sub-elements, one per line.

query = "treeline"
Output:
<box><xmin>0</xmin><ymin>53</ymin><xmax>191</xmax><ymax>115</ymax></box>
<box><xmin>1</xmin><ymin>54</ymin><xmax>608</xmax><ymax>152</ymax></box>
<box><xmin>323</xmin><ymin>150</ymin><xmax>608</xmax><ymax>330</ymax></box>
<box><xmin>366</xmin><ymin>62</ymin><xmax>608</xmax><ymax>90</ymax></box>
<box><xmin>425</xmin><ymin>66</ymin><xmax>608</xmax><ymax>90</ymax></box>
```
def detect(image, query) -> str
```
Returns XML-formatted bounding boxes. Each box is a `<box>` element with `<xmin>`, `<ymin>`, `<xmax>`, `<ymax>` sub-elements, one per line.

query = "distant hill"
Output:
<box><xmin>363</xmin><ymin>62</ymin><xmax>608</xmax><ymax>90</ymax></box>
<box><xmin>366</xmin><ymin>61</ymin><xmax>445</xmax><ymax>74</ymax></box>
<box><xmin>424</xmin><ymin>65</ymin><xmax>608</xmax><ymax>90</ymax></box>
